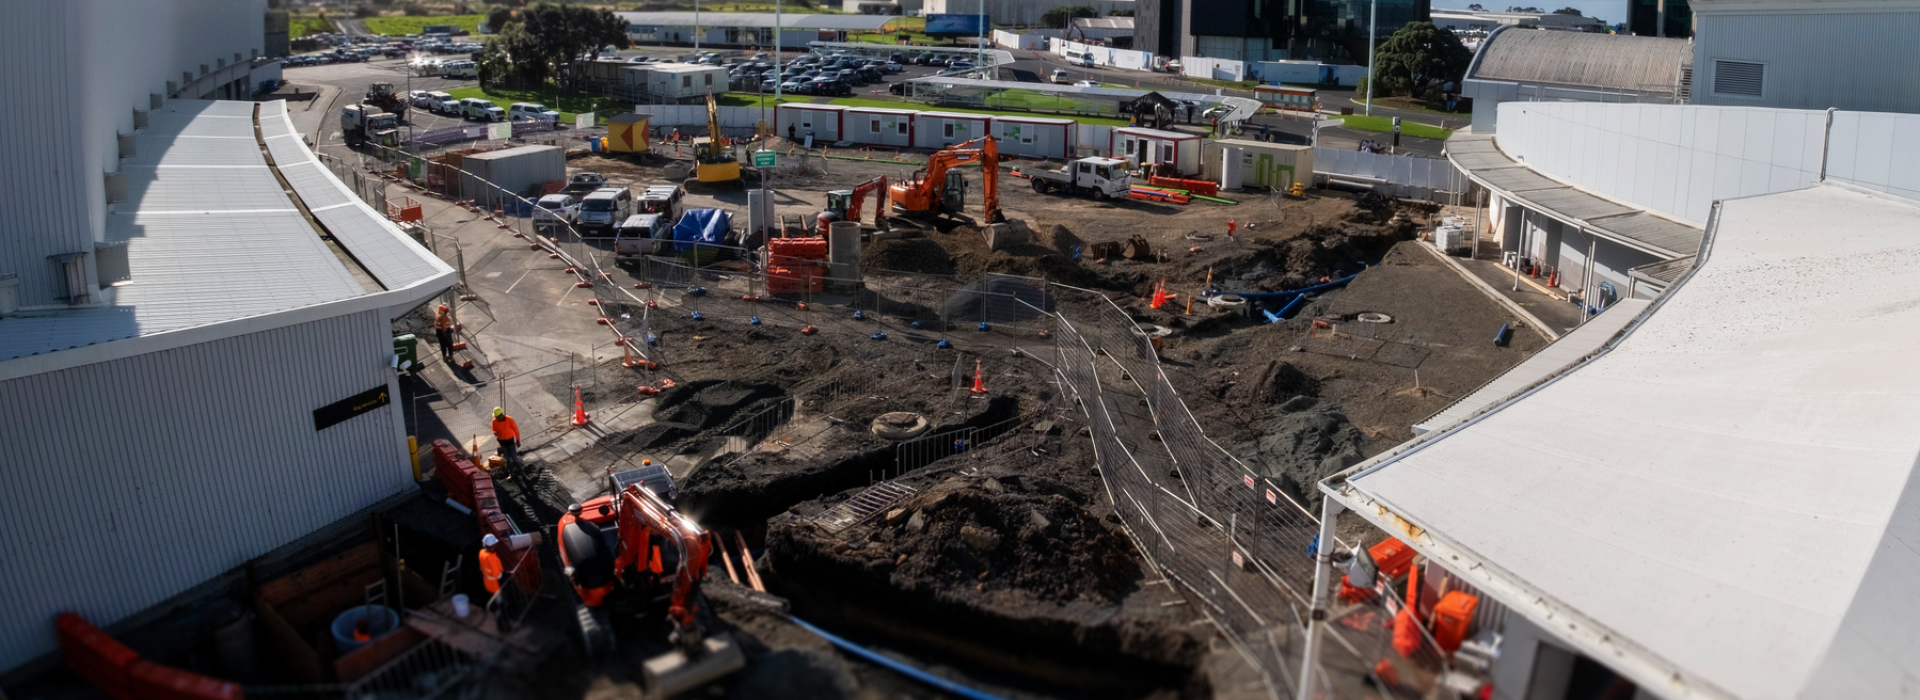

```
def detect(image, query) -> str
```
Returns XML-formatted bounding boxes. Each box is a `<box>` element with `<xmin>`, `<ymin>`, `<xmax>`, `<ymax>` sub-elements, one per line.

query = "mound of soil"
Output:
<box><xmin>862</xmin><ymin>237</ymin><xmax>956</xmax><ymax>276</ymax></box>
<box><xmin>860</xmin><ymin>224</ymin><xmax>1102</xmax><ymax>287</ymax></box>
<box><xmin>1232</xmin><ymin>402</ymin><xmax>1369</xmax><ymax>511</ymax></box>
<box><xmin>654</xmin><ymin>379</ymin><xmax>787</xmax><ymax>431</ymax></box>
<box><xmin>859</xmin><ymin>473</ymin><xmax>1136</xmax><ymax>603</ymax></box>
<box><xmin>1202</xmin><ymin>359</ymin><xmax>1317</xmax><ymax>405</ymax></box>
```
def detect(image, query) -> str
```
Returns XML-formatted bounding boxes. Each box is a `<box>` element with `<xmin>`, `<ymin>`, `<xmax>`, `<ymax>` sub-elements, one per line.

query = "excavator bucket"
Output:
<box><xmin>643</xmin><ymin>633</ymin><xmax>745</xmax><ymax>699</ymax></box>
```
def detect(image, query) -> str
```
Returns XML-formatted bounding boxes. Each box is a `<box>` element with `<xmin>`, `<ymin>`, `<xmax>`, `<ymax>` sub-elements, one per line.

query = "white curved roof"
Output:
<box><xmin>1333</xmin><ymin>183</ymin><xmax>1920</xmax><ymax>700</ymax></box>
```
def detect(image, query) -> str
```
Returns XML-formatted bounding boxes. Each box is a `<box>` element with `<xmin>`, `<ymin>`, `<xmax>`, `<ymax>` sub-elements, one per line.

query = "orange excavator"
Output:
<box><xmin>816</xmin><ymin>175</ymin><xmax>890</xmax><ymax>236</ymax></box>
<box><xmin>559</xmin><ymin>481</ymin><xmax>744</xmax><ymax>692</ymax></box>
<box><xmin>889</xmin><ymin>135</ymin><xmax>1006</xmax><ymax>224</ymax></box>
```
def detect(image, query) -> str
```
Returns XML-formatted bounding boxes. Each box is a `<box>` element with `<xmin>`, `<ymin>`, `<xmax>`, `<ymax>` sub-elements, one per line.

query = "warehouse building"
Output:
<box><xmin>0</xmin><ymin>0</ymin><xmax>453</xmax><ymax>675</ymax></box>
<box><xmin>619</xmin><ymin>12</ymin><xmax>901</xmax><ymax>49</ymax></box>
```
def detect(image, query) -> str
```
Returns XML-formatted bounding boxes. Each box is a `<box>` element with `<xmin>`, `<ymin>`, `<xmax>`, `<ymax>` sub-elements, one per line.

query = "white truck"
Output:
<box><xmin>340</xmin><ymin>104</ymin><xmax>399</xmax><ymax>148</ymax></box>
<box><xmin>1026</xmin><ymin>157</ymin><xmax>1132</xmax><ymax>200</ymax></box>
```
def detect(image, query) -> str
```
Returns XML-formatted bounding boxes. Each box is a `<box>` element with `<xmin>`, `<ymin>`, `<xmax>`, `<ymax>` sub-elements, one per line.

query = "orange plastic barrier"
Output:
<box><xmin>1149</xmin><ymin>175</ymin><xmax>1218</xmax><ymax>197</ymax></box>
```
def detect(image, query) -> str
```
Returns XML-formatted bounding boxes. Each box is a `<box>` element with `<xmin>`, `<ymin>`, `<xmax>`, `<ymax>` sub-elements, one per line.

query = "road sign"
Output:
<box><xmin>753</xmin><ymin>150</ymin><xmax>777</xmax><ymax>167</ymax></box>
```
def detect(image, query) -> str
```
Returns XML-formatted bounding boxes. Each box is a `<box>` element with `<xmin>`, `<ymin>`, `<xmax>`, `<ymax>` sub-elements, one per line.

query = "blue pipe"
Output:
<box><xmin>1215</xmin><ymin>272</ymin><xmax>1359</xmax><ymax>300</ymax></box>
<box><xmin>789</xmin><ymin>617</ymin><xmax>1013</xmax><ymax>700</ymax></box>
<box><xmin>1259</xmin><ymin>294</ymin><xmax>1309</xmax><ymax>324</ymax></box>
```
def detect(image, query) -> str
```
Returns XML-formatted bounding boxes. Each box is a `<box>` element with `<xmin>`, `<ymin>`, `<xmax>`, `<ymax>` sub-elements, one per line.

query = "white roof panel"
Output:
<box><xmin>0</xmin><ymin>99</ymin><xmax>450</xmax><ymax>363</ymax></box>
<box><xmin>1342</xmin><ymin>184</ymin><xmax>1920</xmax><ymax>700</ymax></box>
<box><xmin>617</xmin><ymin>12</ymin><xmax>896</xmax><ymax>30</ymax></box>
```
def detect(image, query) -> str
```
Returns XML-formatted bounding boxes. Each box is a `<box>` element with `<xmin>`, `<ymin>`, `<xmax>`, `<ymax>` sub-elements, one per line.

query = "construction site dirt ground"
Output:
<box><xmin>376</xmin><ymin>145</ymin><xmax>1554</xmax><ymax>699</ymax></box>
<box><xmin>2</xmin><ymin>149</ymin><xmax>1550</xmax><ymax>700</ymax></box>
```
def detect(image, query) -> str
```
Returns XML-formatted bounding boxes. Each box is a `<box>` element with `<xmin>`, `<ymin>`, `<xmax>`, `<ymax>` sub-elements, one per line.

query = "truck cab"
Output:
<box><xmin>614</xmin><ymin>214</ymin><xmax>673</xmax><ymax>263</ymax></box>
<box><xmin>576</xmin><ymin>187</ymin><xmax>633</xmax><ymax>235</ymax></box>
<box><xmin>1029</xmin><ymin>157</ymin><xmax>1131</xmax><ymax>199</ymax></box>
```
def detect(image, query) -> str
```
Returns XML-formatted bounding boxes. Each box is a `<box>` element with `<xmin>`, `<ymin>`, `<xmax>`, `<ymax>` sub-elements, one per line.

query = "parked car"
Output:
<box><xmin>883</xmin><ymin>61</ymin><xmax>904</xmax><ymax>73</ymax></box>
<box><xmin>509</xmin><ymin>102</ymin><xmax>561</xmax><ymax>124</ymax></box>
<box><xmin>912</xmin><ymin>55</ymin><xmax>937</xmax><ymax>66</ymax></box>
<box><xmin>781</xmin><ymin>79</ymin><xmax>806</xmax><ymax>93</ymax></box>
<box><xmin>807</xmin><ymin>78</ymin><xmax>851</xmax><ymax>96</ymax></box>
<box><xmin>889</xmin><ymin>52</ymin><xmax>907</xmax><ymax>64</ymax></box>
<box><xmin>458</xmin><ymin>97</ymin><xmax>505</xmax><ymax>121</ymax></box>
<box><xmin>949</xmin><ymin>60</ymin><xmax>976</xmax><ymax>70</ymax></box>
<box><xmin>887</xmin><ymin>81</ymin><xmax>907</xmax><ymax>95</ymax></box>
<box><xmin>1051</xmin><ymin>69</ymin><xmax>1071</xmax><ymax>84</ymax></box>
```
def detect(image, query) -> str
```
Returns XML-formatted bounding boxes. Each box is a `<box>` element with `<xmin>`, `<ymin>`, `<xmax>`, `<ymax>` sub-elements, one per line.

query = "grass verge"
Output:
<box><xmin>290</xmin><ymin>16</ymin><xmax>335</xmax><ymax>38</ymax></box>
<box><xmin>364</xmin><ymin>14</ymin><xmax>486</xmax><ymax>36</ymax></box>
<box><xmin>1335</xmin><ymin>114</ymin><xmax>1454</xmax><ymax>140</ymax></box>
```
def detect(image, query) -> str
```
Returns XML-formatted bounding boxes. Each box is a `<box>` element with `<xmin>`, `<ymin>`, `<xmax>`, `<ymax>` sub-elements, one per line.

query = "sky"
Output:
<box><xmin>1430</xmin><ymin>0</ymin><xmax>1629</xmax><ymax>25</ymax></box>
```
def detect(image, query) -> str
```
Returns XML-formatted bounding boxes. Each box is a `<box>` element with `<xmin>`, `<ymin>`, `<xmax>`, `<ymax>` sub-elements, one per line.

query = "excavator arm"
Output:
<box><xmin>613</xmin><ymin>484</ymin><xmax>713</xmax><ymax>634</ymax></box>
<box><xmin>847</xmin><ymin>176</ymin><xmax>888</xmax><ymax>227</ymax></box>
<box><xmin>888</xmin><ymin>136</ymin><xmax>1002</xmax><ymax>223</ymax></box>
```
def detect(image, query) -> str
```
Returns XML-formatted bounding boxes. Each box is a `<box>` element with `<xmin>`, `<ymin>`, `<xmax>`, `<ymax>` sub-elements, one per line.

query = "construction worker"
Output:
<box><xmin>478</xmin><ymin>533</ymin><xmax>503</xmax><ymax>595</ymax></box>
<box><xmin>1227</xmin><ymin>219</ymin><xmax>1238</xmax><ymax>237</ymax></box>
<box><xmin>492</xmin><ymin>407</ymin><xmax>522</xmax><ymax>477</ymax></box>
<box><xmin>432</xmin><ymin>304</ymin><xmax>455</xmax><ymax>362</ymax></box>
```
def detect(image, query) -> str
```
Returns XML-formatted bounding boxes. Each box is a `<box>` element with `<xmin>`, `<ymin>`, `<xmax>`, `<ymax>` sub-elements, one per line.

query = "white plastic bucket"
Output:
<box><xmin>451</xmin><ymin>594</ymin><xmax>471</xmax><ymax>618</ymax></box>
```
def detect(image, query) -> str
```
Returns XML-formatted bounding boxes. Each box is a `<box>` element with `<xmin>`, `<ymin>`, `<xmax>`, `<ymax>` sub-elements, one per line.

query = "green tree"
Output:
<box><xmin>1109</xmin><ymin>8</ymin><xmax>1134</xmax><ymax>15</ymax></box>
<box><xmin>1371</xmin><ymin>21</ymin><xmax>1472</xmax><ymax>98</ymax></box>
<box><xmin>495</xmin><ymin>4</ymin><xmax>629</xmax><ymax>85</ymax></box>
<box><xmin>1551</xmin><ymin>6</ymin><xmax>1582</xmax><ymax>13</ymax></box>
<box><xmin>486</xmin><ymin>6</ymin><xmax>516</xmax><ymax>32</ymax></box>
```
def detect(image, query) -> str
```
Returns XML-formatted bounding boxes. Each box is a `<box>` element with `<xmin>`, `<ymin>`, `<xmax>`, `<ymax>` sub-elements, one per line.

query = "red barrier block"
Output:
<box><xmin>55</xmin><ymin>613</ymin><xmax>138</xmax><ymax>700</ymax></box>
<box><xmin>128</xmin><ymin>660</ymin><xmax>243</xmax><ymax>700</ymax></box>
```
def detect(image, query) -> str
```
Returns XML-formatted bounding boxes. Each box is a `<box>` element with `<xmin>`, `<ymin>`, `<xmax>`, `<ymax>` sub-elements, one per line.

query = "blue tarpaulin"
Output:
<box><xmin>673</xmin><ymin>208</ymin><xmax>730</xmax><ymax>253</ymax></box>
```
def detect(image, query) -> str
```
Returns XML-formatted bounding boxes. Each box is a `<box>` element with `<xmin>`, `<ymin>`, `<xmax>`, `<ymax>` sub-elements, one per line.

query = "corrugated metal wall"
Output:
<box><xmin>0</xmin><ymin>309</ymin><xmax>412</xmax><ymax>671</ymax></box>
<box><xmin>1694</xmin><ymin>11</ymin><xmax>1920</xmax><ymax>114</ymax></box>
<box><xmin>1495</xmin><ymin>101</ymin><xmax>1825</xmax><ymax>225</ymax></box>
<box><xmin>1</xmin><ymin>0</ymin><xmax>263</xmax><ymax>309</ymax></box>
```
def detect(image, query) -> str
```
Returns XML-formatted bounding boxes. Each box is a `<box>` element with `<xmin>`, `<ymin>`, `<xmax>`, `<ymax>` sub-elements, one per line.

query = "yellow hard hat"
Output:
<box><xmin>492</xmin><ymin>407</ymin><xmax>505</xmax><ymax>417</ymax></box>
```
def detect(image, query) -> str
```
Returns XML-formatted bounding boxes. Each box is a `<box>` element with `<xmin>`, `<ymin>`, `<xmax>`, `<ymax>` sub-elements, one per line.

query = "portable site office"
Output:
<box><xmin>777</xmin><ymin>103</ymin><xmax>846</xmax><ymax>143</ymax></box>
<box><xmin>844</xmin><ymin>107</ymin><xmax>915</xmax><ymax>147</ymax></box>
<box><xmin>912</xmin><ymin>112</ymin><xmax>992</xmax><ymax>150</ymax></box>
<box><xmin>989</xmin><ymin>116</ymin><xmax>1076</xmax><ymax>160</ymax></box>
<box><xmin>1110</xmin><ymin>126</ymin><xmax>1202</xmax><ymax>177</ymax></box>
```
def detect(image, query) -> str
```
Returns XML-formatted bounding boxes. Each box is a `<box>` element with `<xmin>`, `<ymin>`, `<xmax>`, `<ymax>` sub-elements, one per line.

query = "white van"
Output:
<box><xmin>576</xmin><ymin>187</ymin><xmax>633</xmax><ymax>235</ymax></box>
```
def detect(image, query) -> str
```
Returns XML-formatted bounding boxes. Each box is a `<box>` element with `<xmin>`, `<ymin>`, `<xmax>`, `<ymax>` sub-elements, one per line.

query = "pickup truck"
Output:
<box><xmin>562</xmin><ymin>172</ymin><xmax>610</xmax><ymax>198</ymax></box>
<box><xmin>614</xmin><ymin>214</ymin><xmax>673</xmax><ymax>263</ymax></box>
<box><xmin>1026</xmin><ymin>157</ymin><xmax>1132</xmax><ymax>200</ymax></box>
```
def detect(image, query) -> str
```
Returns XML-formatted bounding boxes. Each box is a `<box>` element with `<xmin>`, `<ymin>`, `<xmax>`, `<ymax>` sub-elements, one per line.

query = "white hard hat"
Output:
<box><xmin>482</xmin><ymin>534</ymin><xmax>499</xmax><ymax>547</ymax></box>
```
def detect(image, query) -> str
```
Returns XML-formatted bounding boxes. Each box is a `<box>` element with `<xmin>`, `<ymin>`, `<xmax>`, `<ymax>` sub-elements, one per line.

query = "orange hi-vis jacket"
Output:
<box><xmin>492</xmin><ymin>415</ymin><xmax>520</xmax><ymax>442</ymax></box>
<box><xmin>478</xmin><ymin>547</ymin><xmax>503</xmax><ymax>594</ymax></box>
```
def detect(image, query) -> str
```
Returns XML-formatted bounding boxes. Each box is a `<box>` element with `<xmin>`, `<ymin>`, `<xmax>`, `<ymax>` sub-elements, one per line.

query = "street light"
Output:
<box><xmin>1365</xmin><ymin>0</ymin><xmax>1376</xmax><ymax>116</ymax></box>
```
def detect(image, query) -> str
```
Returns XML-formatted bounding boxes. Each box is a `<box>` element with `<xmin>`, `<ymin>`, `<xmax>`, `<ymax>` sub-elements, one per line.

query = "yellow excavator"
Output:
<box><xmin>693</xmin><ymin>93</ymin><xmax>741</xmax><ymax>185</ymax></box>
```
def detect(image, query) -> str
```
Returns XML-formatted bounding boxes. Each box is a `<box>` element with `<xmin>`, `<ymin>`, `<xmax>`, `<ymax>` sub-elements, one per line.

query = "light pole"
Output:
<box><xmin>1365</xmin><ymin>0</ymin><xmax>1376</xmax><ymax>116</ymax></box>
<box><xmin>695</xmin><ymin>0</ymin><xmax>702</xmax><ymax>51</ymax></box>
<box><xmin>775</xmin><ymin>0</ymin><xmax>782</xmax><ymax>109</ymax></box>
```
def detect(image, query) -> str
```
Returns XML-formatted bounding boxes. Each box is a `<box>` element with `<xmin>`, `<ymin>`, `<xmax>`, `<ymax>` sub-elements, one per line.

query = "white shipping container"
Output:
<box><xmin>912</xmin><ymin>112</ymin><xmax>992</xmax><ymax>150</ymax></box>
<box><xmin>990</xmin><ymin>116</ymin><xmax>1076</xmax><ymax>160</ymax></box>
<box><xmin>777</xmin><ymin>104</ymin><xmax>846</xmax><ymax>143</ymax></box>
<box><xmin>844</xmin><ymin>107</ymin><xmax>915</xmax><ymax>148</ymax></box>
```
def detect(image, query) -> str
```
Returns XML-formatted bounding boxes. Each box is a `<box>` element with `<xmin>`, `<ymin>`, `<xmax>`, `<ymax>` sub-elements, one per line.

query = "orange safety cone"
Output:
<box><xmin>971</xmin><ymin>359</ymin><xmax>988</xmax><ymax>394</ymax></box>
<box><xmin>571</xmin><ymin>386</ymin><xmax>590</xmax><ymax>427</ymax></box>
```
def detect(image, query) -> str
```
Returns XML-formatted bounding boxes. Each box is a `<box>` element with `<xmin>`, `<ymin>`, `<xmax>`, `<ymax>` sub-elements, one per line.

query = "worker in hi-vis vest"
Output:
<box><xmin>491</xmin><ymin>407</ymin><xmax>522</xmax><ymax>477</ymax></box>
<box><xmin>479</xmin><ymin>533</ymin><xmax>503</xmax><ymax>595</ymax></box>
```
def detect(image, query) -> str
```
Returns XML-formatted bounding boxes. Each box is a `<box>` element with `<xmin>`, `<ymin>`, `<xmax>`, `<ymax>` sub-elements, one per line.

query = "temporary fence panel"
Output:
<box><xmin>1182</xmin><ymin>56</ymin><xmax>1247</xmax><ymax>82</ymax></box>
<box><xmin>989</xmin><ymin>116</ymin><xmax>1076</xmax><ymax>160</ymax></box>
<box><xmin>1315</xmin><ymin>148</ymin><xmax>1465</xmax><ymax>199</ymax></box>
